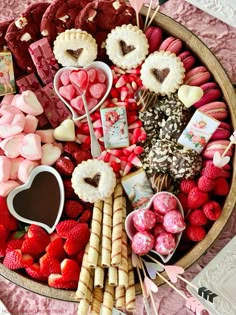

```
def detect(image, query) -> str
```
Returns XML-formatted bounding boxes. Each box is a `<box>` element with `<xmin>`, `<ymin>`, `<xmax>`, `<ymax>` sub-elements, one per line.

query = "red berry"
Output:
<box><xmin>64</xmin><ymin>141</ymin><xmax>80</xmax><ymax>156</ymax></box>
<box><xmin>0</xmin><ymin>196</ymin><xmax>17</xmax><ymax>230</ymax></box>
<box><xmin>39</xmin><ymin>253</ymin><xmax>61</xmax><ymax>277</ymax></box>
<box><xmin>202</xmin><ymin>201</ymin><xmax>221</xmax><ymax>221</ymax></box>
<box><xmin>64</xmin><ymin>227</ymin><xmax>90</xmax><ymax>256</ymax></box>
<box><xmin>76</xmin><ymin>249</ymin><xmax>85</xmax><ymax>263</ymax></box>
<box><xmin>25</xmin><ymin>263</ymin><xmax>47</xmax><ymax>282</ymax></box>
<box><xmin>64</xmin><ymin>200</ymin><xmax>84</xmax><ymax>219</ymax></box>
<box><xmin>198</xmin><ymin>176</ymin><xmax>215</xmax><ymax>192</ymax></box>
<box><xmin>61</xmin><ymin>258</ymin><xmax>81</xmax><ymax>281</ymax></box>
<box><xmin>46</xmin><ymin>237</ymin><xmax>66</xmax><ymax>260</ymax></box>
<box><xmin>213</xmin><ymin>177</ymin><xmax>229</xmax><ymax>196</ymax></box>
<box><xmin>188</xmin><ymin>209</ymin><xmax>208</xmax><ymax>226</ymax></box>
<box><xmin>73</xmin><ymin>150</ymin><xmax>91</xmax><ymax>164</ymax></box>
<box><xmin>79</xmin><ymin>208</ymin><xmax>93</xmax><ymax>223</ymax></box>
<box><xmin>63</xmin><ymin>178</ymin><xmax>74</xmax><ymax>199</ymax></box>
<box><xmin>3</xmin><ymin>249</ymin><xmax>33</xmax><ymax>269</ymax></box>
<box><xmin>48</xmin><ymin>273</ymin><xmax>78</xmax><ymax>289</ymax></box>
<box><xmin>180</xmin><ymin>179</ymin><xmax>196</xmax><ymax>194</ymax></box>
<box><xmin>55</xmin><ymin>156</ymin><xmax>75</xmax><ymax>176</ymax></box>
<box><xmin>185</xmin><ymin>225</ymin><xmax>206</xmax><ymax>241</ymax></box>
<box><xmin>187</xmin><ymin>187</ymin><xmax>208</xmax><ymax>209</ymax></box>
<box><xmin>201</xmin><ymin>163</ymin><xmax>222</xmax><ymax>179</ymax></box>
<box><xmin>5</xmin><ymin>239</ymin><xmax>24</xmax><ymax>253</ymax></box>
<box><xmin>177</xmin><ymin>192</ymin><xmax>189</xmax><ymax>212</ymax></box>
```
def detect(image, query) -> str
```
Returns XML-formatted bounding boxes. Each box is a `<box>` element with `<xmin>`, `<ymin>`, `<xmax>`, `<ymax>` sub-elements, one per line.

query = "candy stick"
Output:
<box><xmin>90</xmin><ymin>287</ymin><xmax>104</xmax><ymax>315</ymax></box>
<box><xmin>101</xmin><ymin>196</ymin><xmax>113</xmax><ymax>267</ymax></box>
<box><xmin>144</xmin><ymin>0</ymin><xmax>153</xmax><ymax>30</ymax></box>
<box><xmin>129</xmin><ymin>0</ymin><xmax>144</xmax><ymax>29</ymax></box>
<box><xmin>76</xmin><ymin>244</ymin><xmax>90</xmax><ymax>300</ymax></box>
<box><xmin>125</xmin><ymin>248</ymin><xmax>136</xmax><ymax>312</ymax></box>
<box><xmin>111</xmin><ymin>183</ymin><xmax>123</xmax><ymax>266</ymax></box>
<box><xmin>94</xmin><ymin>249</ymin><xmax>104</xmax><ymax>288</ymax></box>
<box><xmin>77</xmin><ymin>269</ymin><xmax>94</xmax><ymax>315</ymax></box>
<box><xmin>145</xmin><ymin>4</ymin><xmax>160</xmax><ymax>30</ymax></box>
<box><xmin>102</xmin><ymin>280</ymin><xmax>115</xmax><ymax>315</ymax></box>
<box><xmin>87</xmin><ymin>200</ymin><xmax>103</xmax><ymax>268</ymax></box>
<box><xmin>115</xmin><ymin>285</ymin><xmax>126</xmax><ymax>309</ymax></box>
<box><xmin>108</xmin><ymin>266</ymin><xmax>118</xmax><ymax>286</ymax></box>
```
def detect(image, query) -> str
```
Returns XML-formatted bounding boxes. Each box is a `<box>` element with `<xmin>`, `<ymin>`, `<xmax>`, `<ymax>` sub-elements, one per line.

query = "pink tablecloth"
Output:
<box><xmin>0</xmin><ymin>1</ymin><xmax>236</xmax><ymax>314</ymax></box>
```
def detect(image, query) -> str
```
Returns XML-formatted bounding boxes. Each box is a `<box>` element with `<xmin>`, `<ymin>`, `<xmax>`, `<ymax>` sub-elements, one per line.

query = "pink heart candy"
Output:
<box><xmin>59</xmin><ymin>84</ymin><xmax>76</xmax><ymax>101</ymax></box>
<box><xmin>0</xmin><ymin>133</ymin><xmax>25</xmax><ymax>158</ymax></box>
<box><xmin>0</xmin><ymin>114</ymin><xmax>26</xmax><ymax>138</ymax></box>
<box><xmin>89</xmin><ymin>83</ymin><xmax>106</xmax><ymax>99</ymax></box>
<box><xmin>23</xmin><ymin>115</ymin><xmax>38</xmax><ymax>134</ymax></box>
<box><xmin>69</xmin><ymin>69</ymin><xmax>89</xmax><ymax>94</ymax></box>
<box><xmin>0</xmin><ymin>180</ymin><xmax>19</xmax><ymax>197</ymax></box>
<box><xmin>19</xmin><ymin>134</ymin><xmax>42</xmax><ymax>160</ymax></box>
<box><xmin>60</xmin><ymin>71</ymin><xmax>70</xmax><ymax>86</ymax></box>
<box><xmin>15</xmin><ymin>90</ymin><xmax>44</xmax><ymax>116</ymax></box>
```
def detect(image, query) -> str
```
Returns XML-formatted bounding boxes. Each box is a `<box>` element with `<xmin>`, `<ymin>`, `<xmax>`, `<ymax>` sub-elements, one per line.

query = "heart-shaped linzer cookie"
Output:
<box><xmin>119</xmin><ymin>40</ymin><xmax>135</xmax><ymax>55</ymax></box>
<box><xmin>84</xmin><ymin>173</ymin><xmax>101</xmax><ymax>187</ymax></box>
<box><xmin>7</xmin><ymin>165</ymin><xmax>65</xmax><ymax>234</ymax></box>
<box><xmin>152</xmin><ymin>68</ymin><xmax>170</xmax><ymax>83</ymax></box>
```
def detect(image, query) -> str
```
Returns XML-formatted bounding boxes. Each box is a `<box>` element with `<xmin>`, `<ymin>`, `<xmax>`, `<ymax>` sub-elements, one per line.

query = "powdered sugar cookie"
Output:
<box><xmin>140</xmin><ymin>51</ymin><xmax>185</xmax><ymax>95</ymax></box>
<box><xmin>106</xmin><ymin>24</ymin><xmax>149</xmax><ymax>69</ymax></box>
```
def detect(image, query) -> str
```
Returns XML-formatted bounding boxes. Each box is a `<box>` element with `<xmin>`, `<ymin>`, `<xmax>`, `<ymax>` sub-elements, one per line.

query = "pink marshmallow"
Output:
<box><xmin>35</xmin><ymin>129</ymin><xmax>55</xmax><ymax>143</ymax></box>
<box><xmin>41</xmin><ymin>143</ymin><xmax>62</xmax><ymax>165</ymax></box>
<box><xmin>9</xmin><ymin>157</ymin><xmax>24</xmax><ymax>180</ymax></box>
<box><xmin>0</xmin><ymin>113</ymin><xmax>26</xmax><ymax>139</ymax></box>
<box><xmin>0</xmin><ymin>112</ymin><xmax>14</xmax><ymax>125</ymax></box>
<box><xmin>0</xmin><ymin>156</ymin><xmax>11</xmax><ymax>182</ymax></box>
<box><xmin>23</xmin><ymin>115</ymin><xmax>38</xmax><ymax>134</ymax></box>
<box><xmin>18</xmin><ymin>159</ymin><xmax>39</xmax><ymax>183</ymax></box>
<box><xmin>19</xmin><ymin>133</ymin><xmax>42</xmax><ymax>160</ymax></box>
<box><xmin>11</xmin><ymin>94</ymin><xmax>21</xmax><ymax>106</ymax></box>
<box><xmin>0</xmin><ymin>133</ymin><xmax>25</xmax><ymax>158</ymax></box>
<box><xmin>1</xmin><ymin>94</ymin><xmax>15</xmax><ymax>105</ymax></box>
<box><xmin>0</xmin><ymin>104</ymin><xmax>23</xmax><ymax>116</ymax></box>
<box><xmin>0</xmin><ymin>180</ymin><xmax>20</xmax><ymax>197</ymax></box>
<box><xmin>15</xmin><ymin>90</ymin><xmax>43</xmax><ymax>116</ymax></box>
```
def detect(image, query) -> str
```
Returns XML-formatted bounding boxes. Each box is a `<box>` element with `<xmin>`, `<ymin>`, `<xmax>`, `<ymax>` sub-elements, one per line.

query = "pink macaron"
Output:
<box><xmin>145</xmin><ymin>26</ymin><xmax>163</xmax><ymax>53</ymax></box>
<box><xmin>178</xmin><ymin>51</ymin><xmax>196</xmax><ymax>71</ymax></box>
<box><xmin>184</xmin><ymin>66</ymin><xmax>211</xmax><ymax>86</ymax></box>
<box><xmin>159</xmin><ymin>36</ymin><xmax>183</xmax><ymax>55</ymax></box>
<box><xmin>211</xmin><ymin>122</ymin><xmax>231</xmax><ymax>140</ymax></box>
<box><xmin>202</xmin><ymin>140</ymin><xmax>233</xmax><ymax>159</ymax></box>
<box><xmin>194</xmin><ymin>82</ymin><xmax>221</xmax><ymax>108</ymax></box>
<box><xmin>199</xmin><ymin>101</ymin><xmax>228</xmax><ymax>121</ymax></box>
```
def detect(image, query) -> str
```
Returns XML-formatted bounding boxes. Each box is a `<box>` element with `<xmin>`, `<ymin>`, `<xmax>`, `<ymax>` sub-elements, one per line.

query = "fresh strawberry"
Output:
<box><xmin>64</xmin><ymin>231</ymin><xmax>90</xmax><ymax>256</ymax></box>
<box><xmin>76</xmin><ymin>249</ymin><xmax>85</xmax><ymax>264</ymax></box>
<box><xmin>64</xmin><ymin>141</ymin><xmax>80</xmax><ymax>156</ymax></box>
<box><xmin>213</xmin><ymin>177</ymin><xmax>230</xmax><ymax>196</ymax></box>
<box><xmin>55</xmin><ymin>156</ymin><xmax>75</xmax><ymax>176</ymax></box>
<box><xmin>63</xmin><ymin>178</ymin><xmax>74</xmax><ymax>199</ymax></box>
<box><xmin>201</xmin><ymin>163</ymin><xmax>222</xmax><ymax>179</ymax></box>
<box><xmin>198</xmin><ymin>176</ymin><xmax>215</xmax><ymax>192</ymax></box>
<box><xmin>61</xmin><ymin>258</ymin><xmax>81</xmax><ymax>281</ymax></box>
<box><xmin>79</xmin><ymin>208</ymin><xmax>92</xmax><ymax>223</ymax></box>
<box><xmin>188</xmin><ymin>209</ymin><xmax>208</xmax><ymax>226</ymax></box>
<box><xmin>64</xmin><ymin>200</ymin><xmax>84</xmax><ymax>219</ymax></box>
<box><xmin>39</xmin><ymin>253</ymin><xmax>61</xmax><ymax>277</ymax></box>
<box><xmin>21</xmin><ymin>236</ymin><xmax>49</xmax><ymax>256</ymax></box>
<box><xmin>202</xmin><ymin>201</ymin><xmax>221</xmax><ymax>221</ymax></box>
<box><xmin>25</xmin><ymin>263</ymin><xmax>47</xmax><ymax>282</ymax></box>
<box><xmin>0</xmin><ymin>225</ymin><xmax>7</xmax><ymax>246</ymax></box>
<box><xmin>177</xmin><ymin>192</ymin><xmax>189</xmax><ymax>212</ymax></box>
<box><xmin>5</xmin><ymin>239</ymin><xmax>24</xmax><ymax>253</ymax></box>
<box><xmin>187</xmin><ymin>187</ymin><xmax>208</xmax><ymax>209</ymax></box>
<box><xmin>180</xmin><ymin>179</ymin><xmax>196</xmax><ymax>194</ymax></box>
<box><xmin>56</xmin><ymin>220</ymin><xmax>79</xmax><ymax>238</ymax></box>
<box><xmin>0</xmin><ymin>196</ymin><xmax>17</xmax><ymax>230</ymax></box>
<box><xmin>73</xmin><ymin>150</ymin><xmax>91</xmax><ymax>164</ymax></box>
<box><xmin>185</xmin><ymin>225</ymin><xmax>206</xmax><ymax>241</ymax></box>
<box><xmin>46</xmin><ymin>237</ymin><xmax>66</xmax><ymax>260</ymax></box>
<box><xmin>27</xmin><ymin>225</ymin><xmax>50</xmax><ymax>241</ymax></box>
<box><xmin>3</xmin><ymin>249</ymin><xmax>33</xmax><ymax>269</ymax></box>
<box><xmin>48</xmin><ymin>273</ymin><xmax>78</xmax><ymax>289</ymax></box>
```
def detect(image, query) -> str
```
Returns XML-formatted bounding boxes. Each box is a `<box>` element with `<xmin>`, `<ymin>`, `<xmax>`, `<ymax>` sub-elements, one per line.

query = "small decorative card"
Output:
<box><xmin>0</xmin><ymin>51</ymin><xmax>16</xmax><ymax>96</ymax></box>
<box><xmin>100</xmin><ymin>106</ymin><xmax>129</xmax><ymax>149</ymax></box>
<box><xmin>121</xmin><ymin>168</ymin><xmax>154</xmax><ymax>209</ymax></box>
<box><xmin>178</xmin><ymin>110</ymin><xmax>220</xmax><ymax>153</ymax></box>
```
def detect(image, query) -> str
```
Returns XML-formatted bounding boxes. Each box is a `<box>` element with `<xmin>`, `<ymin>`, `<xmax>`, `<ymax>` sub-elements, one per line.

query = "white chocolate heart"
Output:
<box><xmin>178</xmin><ymin>84</ymin><xmax>204</xmax><ymax>108</ymax></box>
<box><xmin>53</xmin><ymin>119</ymin><xmax>75</xmax><ymax>141</ymax></box>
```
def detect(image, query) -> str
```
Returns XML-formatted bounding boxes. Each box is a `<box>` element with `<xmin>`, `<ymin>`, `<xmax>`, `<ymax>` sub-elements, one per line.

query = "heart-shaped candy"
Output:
<box><xmin>7</xmin><ymin>165</ymin><xmax>64</xmax><ymax>234</ymax></box>
<box><xmin>15</xmin><ymin>90</ymin><xmax>44</xmax><ymax>116</ymax></box>
<box><xmin>41</xmin><ymin>143</ymin><xmax>62</xmax><ymax>166</ymax></box>
<box><xmin>53</xmin><ymin>119</ymin><xmax>75</xmax><ymax>142</ymax></box>
<box><xmin>69</xmin><ymin>69</ymin><xmax>89</xmax><ymax>94</ymax></box>
<box><xmin>144</xmin><ymin>276</ymin><xmax>158</xmax><ymax>293</ymax></box>
<box><xmin>0</xmin><ymin>113</ymin><xmax>26</xmax><ymax>139</ymax></box>
<box><xmin>58</xmin><ymin>84</ymin><xmax>76</xmax><ymax>101</ymax></box>
<box><xmin>19</xmin><ymin>133</ymin><xmax>42</xmax><ymax>160</ymax></box>
<box><xmin>178</xmin><ymin>84</ymin><xmax>204</xmax><ymax>108</ymax></box>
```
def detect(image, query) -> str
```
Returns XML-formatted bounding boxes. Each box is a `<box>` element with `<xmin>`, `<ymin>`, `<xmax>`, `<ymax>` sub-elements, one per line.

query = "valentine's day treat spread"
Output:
<box><xmin>0</xmin><ymin>0</ymin><xmax>236</xmax><ymax>313</ymax></box>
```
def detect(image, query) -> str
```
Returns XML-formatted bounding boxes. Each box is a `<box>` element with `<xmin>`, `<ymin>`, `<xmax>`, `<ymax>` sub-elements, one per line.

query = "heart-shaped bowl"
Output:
<box><xmin>6</xmin><ymin>165</ymin><xmax>65</xmax><ymax>234</ymax></box>
<box><xmin>53</xmin><ymin>61</ymin><xmax>113</xmax><ymax>123</ymax></box>
<box><xmin>125</xmin><ymin>191</ymin><xmax>184</xmax><ymax>263</ymax></box>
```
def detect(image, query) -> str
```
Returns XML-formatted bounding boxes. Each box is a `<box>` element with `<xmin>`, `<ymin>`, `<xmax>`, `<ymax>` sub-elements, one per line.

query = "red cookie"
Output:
<box><xmin>5</xmin><ymin>3</ymin><xmax>49</xmax><ymax>73</ymax></box>
<box><xmin>75</xmin><ymin>0</ymin><xmax>138</xmax><ymax>59</ymax></box>
<box><xmin>40</xmin><ymin>0</ymin><xmax>92</xmax><ymax>43</ymax></box>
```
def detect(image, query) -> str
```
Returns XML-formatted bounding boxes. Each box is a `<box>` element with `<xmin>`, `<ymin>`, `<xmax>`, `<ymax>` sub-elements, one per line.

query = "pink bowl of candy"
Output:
<box><xmin>125</xmin><ymin>191</ymin><xmax>185</xmax><ymax>263</ymax></box>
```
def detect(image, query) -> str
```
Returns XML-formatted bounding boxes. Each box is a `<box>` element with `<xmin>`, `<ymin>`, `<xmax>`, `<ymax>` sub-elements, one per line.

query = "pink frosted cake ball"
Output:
<box><xmin>153</xmin><ymin>192</ymin><xmax>177</xmax><ymax>215</ymax></box>
<box><xmin>154</xmin><ymin>232</ymin><xmax>176</xmax><ymax>255</ymax></box>
<box><xmin>131</xmin><ymin>231</ymin><xmax>155</xmax><ymax>256</ymax></box>
<box><xmin>163</xmin><ymin>210</ymin><xmax>186</xmax><ymax>234</ymax></box>
<box><xmin>153</xmin><ymin>223</ymin><xmax>165</xmax><ymax>237</ymax></box>
<box><xmin>133</xmin><ymin>209</ymin><xmax>156</xmax><ymax>231</ymax></box>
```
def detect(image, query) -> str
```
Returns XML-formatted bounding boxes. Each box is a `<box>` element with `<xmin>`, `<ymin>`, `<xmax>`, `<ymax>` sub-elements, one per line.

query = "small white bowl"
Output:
<box><xmin>7</xmin><ymin>165</ymin><xmax>64</xmax><ymax>234</ymax></box>
<box><xmin>125</xmin><ymin>191</ymin><xmax>184</xmax><ymax>263</ymax></box>
<box><xmin>53</xmin><ymin>61</ymin><xmax>113</xmax><ymax>122</ymax></box>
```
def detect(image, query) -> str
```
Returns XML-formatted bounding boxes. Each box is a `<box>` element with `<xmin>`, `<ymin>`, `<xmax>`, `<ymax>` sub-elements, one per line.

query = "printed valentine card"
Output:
<box><xmin>0</xmin><ymin>51</ymin><xmax>16</xmax><ymax>96</ymax></box>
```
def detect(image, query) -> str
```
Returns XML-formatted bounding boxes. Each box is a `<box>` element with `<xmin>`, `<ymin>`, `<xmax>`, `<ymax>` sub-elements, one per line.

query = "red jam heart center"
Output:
<box><xmin>12</xmin><ymin>171</ymin><xmax>61</xmax><ymax>228</ymax></box>
<box><xmin>152</xmin><ymin>68</ymin><xmax>170</xmax><ymax>83</ymax></box>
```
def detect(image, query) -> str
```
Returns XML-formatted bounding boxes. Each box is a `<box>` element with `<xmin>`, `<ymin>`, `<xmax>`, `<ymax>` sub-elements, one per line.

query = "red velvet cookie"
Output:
<box><xmin>5</xmin><ymin>3</ymin><xmax>49</xmax><ymax>73</ymax></box>
<box><xmin>75</xmin><ymin>0</ymin><xmax>138</xmax><ymax>59</ymax></box>
<box><xmin>40</xmin><ymin>0</ymin><xmax>93</xmax><ymax>43</ymax></box>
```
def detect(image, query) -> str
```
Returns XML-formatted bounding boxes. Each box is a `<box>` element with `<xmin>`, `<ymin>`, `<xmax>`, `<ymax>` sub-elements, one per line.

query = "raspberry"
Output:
<box><xmin>79</xmin><ymin>208</ymin><xmax>92</xmax><ymax>223</ymax></box>
<box><xmin>202</xmin><ymin>201</ymin><xmax>221</xmax><ymax>221</ymax></box>
<box><xmin>201</xmin><ymin>163</ymin><xmax>222</xmax><ymax>179</ymax></box>
<box><xmin>63</xmin><ymin>178</ymin><xmax>74</xmax><ymax>199</ymax></box>
<box><xmin>198</xmin><ymin>176</ymin><xmax>215</xmax><ymax>192</ymax></box>
<box><xmin>64</xmin><ymin>200</ymin><xmax>84</xmax><ymax>219</ymax></box>
<box><xmin>55</xmin><ymin>156</ymin><xmax>75</xmax><ymax>176</ymax></box>
<box><xmin>73</xmin><ymin>150</ymin><xmax>91</xmax><ymax>164</ymax></box>
<box><xmin>177</xmin><ymin>192</ymin><xmax>189</xmax><ymax>212</ymax></box>
<box><xmin>180</xmin><ymin>179</ymin><xmax>196</xmax><ymax>194</ymax></box>
<box><xmin>213</xmin><ymin>177</ymin><xmax>229</xmax><ymax>196</ymax></box>
<box><xmin>187</xmin><ymin>187</ymin><xmax>208</xmax><ymax>209</ymax></box>
<box><xmin>185</xmin><ymin>225</ymin><xmax>206</xmax><ymax>241</ymax></box>
<box><xmin>188</xmin><ymin>209</ymin><xmax>208</xmax><ymax>226</ymax></box>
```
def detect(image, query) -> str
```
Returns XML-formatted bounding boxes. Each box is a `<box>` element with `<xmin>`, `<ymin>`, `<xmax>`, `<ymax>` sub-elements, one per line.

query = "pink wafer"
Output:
<box><xmin>0</xmin><ymin>156</ymin><xmax>11</xmax><ymax>182</ymax></box>
<box><xmin>0</xmin><ymin>180</ymin><xmax>19</xmax><ymax>197</ymax></box>
<box><xmin>18</xmin><ymin>159</ymin><xmax>39</xmax><ymax>183</ymax></box>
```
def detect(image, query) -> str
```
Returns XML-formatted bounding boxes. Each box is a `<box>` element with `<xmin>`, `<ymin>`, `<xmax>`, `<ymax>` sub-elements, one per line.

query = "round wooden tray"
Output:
<box><xmin>0</xmin><ymin>10</ymin><xmax>236</xmax><ymax>301</ymax></box>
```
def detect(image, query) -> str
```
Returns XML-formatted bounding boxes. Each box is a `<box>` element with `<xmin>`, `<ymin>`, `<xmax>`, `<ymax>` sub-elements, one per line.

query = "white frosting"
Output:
<box><xmin>20</xmin><ymin>32</ymin><xmax>31</xmax><ymax>42</ymax></box>
<box><xmin>15</xmin><ymin>17</ymin><xmax>28</xmax><ymax>29</ymax></box>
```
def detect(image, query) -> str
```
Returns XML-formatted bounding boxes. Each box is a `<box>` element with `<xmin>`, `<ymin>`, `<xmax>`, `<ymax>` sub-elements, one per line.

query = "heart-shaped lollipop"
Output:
<box><xmin>7</xmin><ymin>165</ymin><xmax>64</xmax><ymax>234</ymax></box>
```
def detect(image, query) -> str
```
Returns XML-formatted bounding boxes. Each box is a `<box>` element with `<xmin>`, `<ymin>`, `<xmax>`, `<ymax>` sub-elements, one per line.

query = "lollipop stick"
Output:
<box><xmin>144</xmin><ymin>0</ymin><xmax>153</xmax><ymax>30</ymax></box>
<box><xmin>221</xmin><ymin>142</ymin><xmax>232</xmax><ymax>158</ymax></box>
<box><xmin>145</xmin><ymin>5</ymin><xmax>160</xmax><ymax>30</ymax></box>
